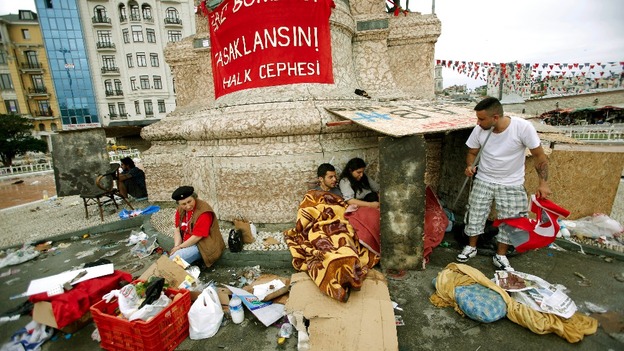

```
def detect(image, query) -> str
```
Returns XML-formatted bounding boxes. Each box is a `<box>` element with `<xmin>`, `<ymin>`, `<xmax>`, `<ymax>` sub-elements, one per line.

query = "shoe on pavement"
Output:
<box><xmin>456</xmin><ymin>246</ymin><xmax>477</xmax><ymax>263</ymax></box>
<box><xmin>493</xmin><ymin>255</ymin><xmax>515</xmax><ymax>271</ymax></box>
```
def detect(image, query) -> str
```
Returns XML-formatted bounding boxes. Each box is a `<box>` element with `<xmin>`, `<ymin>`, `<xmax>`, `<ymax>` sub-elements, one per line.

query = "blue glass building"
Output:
<box><xmin>34</xmin><ymin>0</ymin><xmax>99</xmax><ymax>129</ymax></box>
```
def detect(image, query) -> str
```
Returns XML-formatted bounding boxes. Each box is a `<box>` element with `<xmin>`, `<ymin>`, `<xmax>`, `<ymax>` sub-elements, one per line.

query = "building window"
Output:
<box><xmin>25</xmin><ymin>51</ymin><xmax>39</xmax><ymax>67</ymax></box>
<box><xmin>114</xmin><ymin>79</ymin><xmax>122</xmax><ymax>92</ymax></box>
<box><xmin>142</xmin><ymin>5</ymin><xmax>152</xmax><ymax>20</ymax></box>
<box><xmin>144</xmin><ymin>100</ymin><xmax>153</xmax><ymax>116</ymax></box>
<box><xmin>97</xmin><ymin>30</ymin><xmax>113</xmax><ymax>47</ymax></box>
<box><xmin>165</xmin><ymin>8</ymin><xmax>180</xmax><ymax>24</ymax></box>
<box><xmin>136</xmin><ymin>52</ymin><xmax>147</xmax><ymax>67</ymax></box>
<box><xmin>0</xmin><ymin>51</ymin><xmax>7</xmax><ymax>64</ymax></box>
<box><xmin>39</xmin><ymin>123</ymin><xmax>45</xmax><ymax>131</ymax></box>
<box><xmin>0</xmin><ymin>74</ymin><xmax>13</xmax><ymax>90</ymax></box>
<box><xmin>167</xmin><ymin>30</ymin><xmax>182</xmax><ymax>42</ymax></box>
<box><xmin>102</xmin><ymin>55</ymin><xmax>116</xmax><ymax>69</ymax></box>
<box><xmin>5</xmin><ymin>100</ymin><xmax>19</xmax><ymax>114</ymax></box>
<box><xmin>130</xmin><ymin>77</ymin><xmax>137</xmax><ymax>90</ymax></box>
<box><xmin>45</xmin><ymin>0</ymin><xmax>53</xmax><ymax>9</ymax></box>
<box><xmin>150</xmin><ymin>53</ymin><xmax>159</xmax><ymax>67</ymax></box>
<box><xmin>134</xmin><ymin>100</ymin><xmax>140</xmax><ymax>114</ymax></box>
<box><xmin>22</xmin><ymin>29</ymin><xmax>31</xmax><ymax>39</ymax></box>
<box><xmin>108</xmin><ymin>103</ymin><xmax>117</xmax><ymax>117</ymax></box>
<box><xmin>132</xmin><ymin>25</ymin><xmax>143</xmax><ymax>42</ymax></box>
<box><xmin>31</xmin><ymin>75</ymin><xmax>45</xmax><ymax>90</ymax></box>
<box><xmin>140</xmin><ymin>75</ymin><xmax>150</xmax><ymax>89</ymax></box>
<box><xmin>146</xmin><ymin>29</ymin><xmax>156</xmax><ymax>43</ymax></box>
<box><xmin>153</xmin><ymin>75</ymin><xmax>162</xmax><ymax>89</ymax></box>
<box><xmin>119</xmin><ymin>5</ymin><xmax>127</xmax><ymax>21</ymax></box>
<box><xmin>118</xmin><ymin>102</ymin><xmax>126</xmax><ymax>116</ymax></box>
<box><xmin>126</xmin><ymin>54</ymin><xmax>133</xmax><ymax>68</ymax></box>
<box><xmin>51</xmin><ymin>123</ymin><xmax>57</xmax><ymax>131</ymax></box>
<box><xmin>38</xmin><ymin>100</ymin><xmax>51</xmax><ymax>116</ymax></box>
<box><xmin>122</xmin><ymin>29</ymin><xmax>129</xmax><ymax>43</ymax></box>
<box><xmin>93</xmin><ymin>5</ymin><xmax>108</xmax><ymax>22</ymax></box>
<box><xmin>157</xmin><ymin>99</ymin><xmax>166</xmax><ymax>113</ymax></box>
<box><xmin>104</xmin><ymin>79</ymin><xmax>113</xmax><ymax>94</ymax></box>
<box><xmin>130</xmin><ymin>3</ymin><xmax>140</xmax><ymax>21</ymax></box>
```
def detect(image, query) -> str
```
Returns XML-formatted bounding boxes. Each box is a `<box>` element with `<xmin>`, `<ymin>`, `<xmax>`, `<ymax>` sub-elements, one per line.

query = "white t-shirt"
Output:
<box><xmin>466</xmin><ymin>116</ymin><xmax>541</xmax><ymax>186</ymax></box>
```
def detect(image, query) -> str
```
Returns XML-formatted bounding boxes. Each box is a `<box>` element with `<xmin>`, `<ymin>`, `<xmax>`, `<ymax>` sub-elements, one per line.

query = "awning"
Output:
<box><xmin>325</xmin><ymin>102</ymin><xmax>476</xmax><ymax>137</ymax></box>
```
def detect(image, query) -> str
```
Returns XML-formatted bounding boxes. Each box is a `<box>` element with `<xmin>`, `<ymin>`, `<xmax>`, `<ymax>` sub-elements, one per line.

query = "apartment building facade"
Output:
<box><xmin>34</xmin><ymin>0</ymin><xmax>196</xmax><ymax>130</ymax></box>
<box><xmin>0</xmin><ymin>10</ymin><xmax>61</xmax><ymax>150</ymax></box>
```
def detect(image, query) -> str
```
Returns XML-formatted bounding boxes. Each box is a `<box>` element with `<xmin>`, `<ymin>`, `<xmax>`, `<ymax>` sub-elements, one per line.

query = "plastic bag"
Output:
<box><xmin>564</xmin><ymin>214</ymin><xmax>624</xmax><ymax>239</ymax></box>
<box><xmin>188</xmin><ymin>286</ymin><xmax>224</xmax><ymax>340</ymax></box>
<box><xmin>129</xmin><ymin>293</ymin><xmax>171</xmax><ymax>321</ymax></box>
<box><xmin>102</xmin><ymin>284</ymin><xmax>140</xmax><ymax>319</ymax></box>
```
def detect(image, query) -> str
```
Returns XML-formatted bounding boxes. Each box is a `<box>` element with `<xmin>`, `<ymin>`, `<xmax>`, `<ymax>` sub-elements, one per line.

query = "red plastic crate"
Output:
<box><xmin>90</xmin><ymin>287</ymin><xmax>191</xmax><ymax>351</ymax></box>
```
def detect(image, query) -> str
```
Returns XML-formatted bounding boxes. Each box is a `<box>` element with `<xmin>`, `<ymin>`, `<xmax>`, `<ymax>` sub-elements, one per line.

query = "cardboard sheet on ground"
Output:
<box><xmin>285</xmin><ymin>269</ymin><xmax>398</xmax><ymax>351</ymax></box>
<box><xmin>26</xmin><ymin>264</ymin><xmax>114</xmax><ymax>296</ymax></box>
<box><xmin>326</xmin><ymin>102</ymin><xmax>475</xmax><ymax>137</ymax></box>
<box><xmin>226</xmin><ymin>285</ymin><xmax>285</xmax><ymax>327</ymax></box>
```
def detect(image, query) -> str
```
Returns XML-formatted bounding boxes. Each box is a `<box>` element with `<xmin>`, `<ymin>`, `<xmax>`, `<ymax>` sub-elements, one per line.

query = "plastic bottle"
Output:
<box><xmin>42</xmin><ymin>190</ymin><xmax>48</xmax><ymax>200</ymax></box>
<box><xmin>229</xmin><ymin>296</ymin><xmax>244</xmax><ymax>324</ymax></box>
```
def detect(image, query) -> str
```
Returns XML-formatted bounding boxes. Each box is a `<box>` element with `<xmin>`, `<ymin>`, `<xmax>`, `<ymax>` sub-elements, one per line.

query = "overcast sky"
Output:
<box><xmin>2</xmin><ymin>0</ymin><xmax>623</xmax><ymax>88</ymax></box>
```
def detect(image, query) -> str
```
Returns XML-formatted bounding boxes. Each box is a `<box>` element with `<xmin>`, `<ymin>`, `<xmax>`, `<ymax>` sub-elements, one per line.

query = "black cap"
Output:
<box><xmin>172</xmin><ymin>186</ymin><xmax>194</xmax><ymax>201</ymax></box>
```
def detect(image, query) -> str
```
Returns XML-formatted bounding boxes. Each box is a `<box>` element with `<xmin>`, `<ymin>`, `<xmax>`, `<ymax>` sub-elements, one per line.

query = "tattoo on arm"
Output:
<box><xmin>536</xmin><ymin>161</ymin><xmax>548</xmax><ymax>181</ymax></box>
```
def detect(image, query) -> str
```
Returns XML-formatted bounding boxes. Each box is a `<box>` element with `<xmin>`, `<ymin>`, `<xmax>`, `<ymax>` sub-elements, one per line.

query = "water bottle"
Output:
<box><xmin>42</xmin><ymin>190</ymin><xmax>48</xmax><ymax>200</ymax></box>
<box><xmin>229</xmin><ymin>296</ymin><xmax>244</xmax><ymax>324</ymax></box>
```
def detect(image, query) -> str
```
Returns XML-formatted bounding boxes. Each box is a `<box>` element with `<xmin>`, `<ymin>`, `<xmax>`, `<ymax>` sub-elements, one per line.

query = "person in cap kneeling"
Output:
<box><xmin>170</xmin><ymin>186</ymin><xmax>225</xmax><ymax>267</ymax></box>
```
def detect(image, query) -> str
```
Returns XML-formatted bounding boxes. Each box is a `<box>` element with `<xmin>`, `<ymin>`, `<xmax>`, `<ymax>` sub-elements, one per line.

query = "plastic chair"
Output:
<box><xmin>79</xmin><ymin>163</ymin><xmax>133</xmax><ymax>221</ymax></box>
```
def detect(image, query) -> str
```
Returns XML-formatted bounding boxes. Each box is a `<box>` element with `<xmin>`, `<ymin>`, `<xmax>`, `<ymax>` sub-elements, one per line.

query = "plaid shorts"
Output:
<box><xmin>464</xmin><ymin>178</ymin><xmax>528</xmax><ymax>245</ymax></box>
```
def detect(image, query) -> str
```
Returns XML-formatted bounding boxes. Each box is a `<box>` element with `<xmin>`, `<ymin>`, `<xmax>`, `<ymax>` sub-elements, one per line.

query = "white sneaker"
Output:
<box><xmin>493</xmin><ymin>255</ymin><xmax>515</xmax><ymax>271</ymax></box>
<box><xmin>456</xmin><ymin>246</ymin><xmax>477</xmax><ymax>262</ymax></box>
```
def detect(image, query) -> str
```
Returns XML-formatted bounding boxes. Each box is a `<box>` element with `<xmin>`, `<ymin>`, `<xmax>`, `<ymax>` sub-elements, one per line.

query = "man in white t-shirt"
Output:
<box><xmin>456</xmin><ymin>97</ymin><xmax>551</xmax><ymax>271</ymax></box>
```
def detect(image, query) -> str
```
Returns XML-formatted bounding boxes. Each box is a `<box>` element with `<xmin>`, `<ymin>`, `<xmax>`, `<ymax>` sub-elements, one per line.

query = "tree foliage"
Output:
<box><xmin>0</xmin><ymin>114</ymin><xmax>48</xmax><ymax>167</ymax></box>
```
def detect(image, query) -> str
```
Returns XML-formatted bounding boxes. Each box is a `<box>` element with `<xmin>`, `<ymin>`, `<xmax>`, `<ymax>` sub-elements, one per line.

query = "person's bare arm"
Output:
<box><xmin>346</xmin><ymin>198</ymin><xmax>379</xmax><ymax>209</ymax></box>
<box><xmin>465</xmin><ymin>148</ymin><xmax>479</xmax><ymax>177</ymax></box>
<box><xmin>529</xmin><ymin>146</ymin><xmax>551</xmax><ymax>198</ymax></box>
<box><xmin>170</xmin><ymin>234</ymin><xmax>203</xmax><ymax>255</ymax></box>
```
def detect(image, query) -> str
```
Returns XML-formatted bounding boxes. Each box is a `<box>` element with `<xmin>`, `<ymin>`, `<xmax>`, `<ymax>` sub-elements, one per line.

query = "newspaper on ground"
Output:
<box><xmin>494</xmin><ymin>271</ymin><xmax>577</xmax><ymax>319</ymax></box>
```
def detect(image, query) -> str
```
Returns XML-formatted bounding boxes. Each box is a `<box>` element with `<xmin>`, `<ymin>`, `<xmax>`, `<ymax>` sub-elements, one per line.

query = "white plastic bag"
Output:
<box><xmin>188</xmin><ymin>286</ymin><xmax>223</xmax><ymax>340</ymax></box>
<box><xmin>564</xmin><ymin>214</ymin><xmax>623</xmax><ymax>238</ymax></box>
<box><xmin>129</xmin><ymin>293</ymin><xmax>171</xmax><ymax>321</ymax></box>
<box><xmin>102</xmin><ymin>284</ymin><xmax>140</xmax><ymax>319</ymax></box>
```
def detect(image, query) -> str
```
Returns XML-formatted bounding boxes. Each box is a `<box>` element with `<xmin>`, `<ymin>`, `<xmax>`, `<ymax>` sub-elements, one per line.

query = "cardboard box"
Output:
<box><xmin>139</xmin><ymin>256</ymin><xmax>202</xmax><ymax>300</ymax></box>
<box><xmin>33</xmin><ymin>302</ymin><xmax>92</xmax><ymax>333</ymax></box>
<box><xmin>243</xmin><ymin>274</ymin><xmax>290</xmax><ymax>302</ymax></box>
<box><xmin>285</xmin><ymin>269</ymin><xmax>398</xmax><ymax>351</ymax></box>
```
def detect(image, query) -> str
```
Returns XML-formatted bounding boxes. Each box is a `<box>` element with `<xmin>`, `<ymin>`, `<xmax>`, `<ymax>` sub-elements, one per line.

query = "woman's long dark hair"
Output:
<box><xmin>340</xmin><ymin>157</ymin><xmax>372</xmax><ymax>195</ymax></box>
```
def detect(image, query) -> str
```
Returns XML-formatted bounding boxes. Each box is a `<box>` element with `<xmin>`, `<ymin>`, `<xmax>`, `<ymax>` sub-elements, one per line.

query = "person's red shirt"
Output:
<box><xmin>175</xmin><ymin>210</ymin><xmax>213</xmax><ymax>242</ymax></box>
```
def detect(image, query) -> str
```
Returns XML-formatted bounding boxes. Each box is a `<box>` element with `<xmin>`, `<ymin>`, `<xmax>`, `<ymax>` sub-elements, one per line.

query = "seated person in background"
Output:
<box><xmin>170</xmin><ymin>186</ymin><xmax>225</xmax><ymax>267</ymax></box>
<box><xmin>314</xmin><ymin>163</ymin><xmax>343</xmax><ymax>198</ymax></box>
<box><xmin>339</xmin><ymin>157</ymin><xmax>380</xmax><ymax>209</ymax></box>
<box><xmin>117</xmin><ymin>157</ymin><xmax>148</xmax><ymax>201</ymax></box>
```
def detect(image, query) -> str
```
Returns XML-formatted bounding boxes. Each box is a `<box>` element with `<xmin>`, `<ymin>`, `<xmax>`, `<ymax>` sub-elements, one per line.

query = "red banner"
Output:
<box><xmin>209</xmin><ymin>0</ymin><xmax>335</xmax><ymax>98</ymax></box>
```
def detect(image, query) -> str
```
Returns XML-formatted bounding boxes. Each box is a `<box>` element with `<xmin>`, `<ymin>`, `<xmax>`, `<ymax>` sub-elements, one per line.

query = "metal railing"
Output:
<box><xmin>0</xmin><ymin>161</ymin><xmax>53</xmax><ymax>177</ymax></box>
<box><xmin>92</xmin><ymin>16</ymin><xmax>112</xmax><ymax>24</ymax></box>
<box><xmin>20</xmin><ymin>62</ymin><xmax>42</xmax><ymax>69</ymax></box>
<box><xmin>558</xmin><ymin>124</ymin><xmax>624</xmax><ymax>142</ymax></box>
<box><xmin>101</xmin><ymin>66</ymin><xmax>120</xmax><ymax>74</ymax></box>
<box><xmin>164</xmin><ymin>17</ymin><xmax>182</xmax><ymax>25</ymax></box>
<box><xmin>27</xmin><ymin>87</ymin><xmax>48</xmax><ymax>94</ymax></box>
<box><xmin>105</xmin><ymin>89</ymin><xmax>124</xmax><ymax>96</ymax></box>
<box><xmin>96</xmin><ymin>42</ymin><xmax>116</xmax><ymax>49</ymax></box>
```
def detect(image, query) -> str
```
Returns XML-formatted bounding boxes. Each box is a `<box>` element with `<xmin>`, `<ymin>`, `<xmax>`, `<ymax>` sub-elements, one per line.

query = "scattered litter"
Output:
<box><xmin>100</xmin><ymin>249</ymin><xmax>121</xmax><ymax>258</ymax></box>
<box><xmin>0</xmin><ymin>321</ymin><xmax>53</xmax><ymax>351</ymax></box>
<box><xmin>584</xmin><ymin>301</ymin><xmax>608</xmax><ymax>314</ymax></box>
<box><xmin>126</xmin><ymin>231</ymin><xmax>148</xmax><ymax>246</ymax></box>
<box><xmin>119</xmin><ymin>205</ymin><xmax>160</xmax><ymax>219</ymax></box>
<box><xmin>563</xmin><ymin>214</ymin><xmax>623</xmax><ymax>239</ymax></box>
<box><xmin>439</xmin><ymin>241</ymin><xmax>451</xmax><ymax>248</ymax></box>
<box><xmin>391</xmin><ymin>301</ymin><xmax>403</xmax><ymax>311</ymax></box>
<box><xmin>57</xmin><ymin>243</ymin><xmax>71</xmax><ymax>249</ymax></box>
<box><xmin>101</xmin><ymin>242</ymin><xmax>119</xmax><ymax>250</ymax></box>
<box><xmin>263</xmin><ymin>237</ymin><xmax>279</xmax><ymax>247</ymax></box>
<box><xmin>395</xmin><ymin>315</ymin><xmax>405</xmax><ymax>326</ymax></box>
<box><xmin>0</xmin><ymin>245</ymin><xmax>40</xmax><ymax>269</ymax></box>
<box><xmin>34</xmin><ymin>241</ymin><xmax>53</xmax><ymax>252</ymax></box>
<box><xmin>614</xmin><ymin>272</ymin><xmax>624</xmax><ymax>282</ymax></box>
<box><xmin>547</xmin><ymin>243</ymin><xmax>567</xmax><ymax>251</ymax></box>
<box><xmin>91</xmin><ymin>327</ymin><xmax>101</xmax><ymax>342</ymax></box>
<box><xmin>130</xmin><ymin>236</ymin><xmax>158</xmax><ymax>259</ymax></box>
<box><xmin>75</xmin><ymin>249</ymin><xmax>98</xmax><ymax>259</ymax></box>
<box><xmin>0</xmin><ymin>315</ymin><xmax>20</xmax><ymax>325</ymax></box>
<box><xmin>574</xmin><ymin>272</ymin><xmax>591</xmax><ymax>287</ymax></box>
<box><xmin>253</xmin><ymin>279</ymin><xmax>286</xmax><ymax>301</ymax></box>
<box><xmin>603</xmin><ymin>257</ymin><xmax>614</xmax><ymax>263</ymax></box>
<box><xmin>82</xmin><ymin>233</ymin><xmax>90</xmax><ymax>239</ymax></box>
<box><xmin>0</xmin><ymin>268</ymin><xmax>21</xmax><ymax>278</ymax></box>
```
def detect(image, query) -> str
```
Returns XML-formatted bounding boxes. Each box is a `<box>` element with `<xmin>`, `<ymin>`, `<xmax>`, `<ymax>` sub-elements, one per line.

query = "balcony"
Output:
<box><xmin>20</xmin><ymin>62</ymin><xmax>44</xmax><ymax>72</ymax></box>
<box><xmin>129</xmin><ymin>14</ymin><xmax>141</xmax><ymax>22</ymax></box>
<box><xmin>101</xmin><ymin>66</ymin><xmax>120</xmax><ymax>75</ymax></box>
<box><xmin>143</xmin><ymin>16</ymin><xmax>154</xmax><ymax>24</ymax></box>
<box><xmin>27</xmin><ymin>87</ymin><xmax>50</xmax><ymax>98</ymax></box>
<box><xmin>96</xmin><ymin>42</ymin><xmax>116</xmax><ymax>50</ymax></box>
<box><xmin>119</xmin><ymin>15</ymin><xmax>127</xmax><ymax>23</ymax></box>
<box><xmin>164</xmin><ymin>17</ymin><xmax>182</xmax><ymax>26</ymax></box>
<box><xmin>92</xmin><ymin>16</ymin><xmax>112</xmax><ymax>25</ymax></box>
<box><xmin>33</xmin><ymin>110</ymin><xmax>53</xmax><ymax>117</ymax></box>
<box><xmin>105</xmin><ymin>89</ymin><xmax>124</xmax><ymax>97</ymax></box>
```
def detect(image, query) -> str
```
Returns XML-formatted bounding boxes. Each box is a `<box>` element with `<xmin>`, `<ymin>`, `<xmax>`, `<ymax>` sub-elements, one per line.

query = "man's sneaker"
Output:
<box><xmin>456</xmin><ymin>246</ymin><xmax>477</xmax><ymax>262</ymax></box>
<box><xmin>493</xmin><ymin>255</ymin><xmax>515</xmax><ymax>271</ymax></box>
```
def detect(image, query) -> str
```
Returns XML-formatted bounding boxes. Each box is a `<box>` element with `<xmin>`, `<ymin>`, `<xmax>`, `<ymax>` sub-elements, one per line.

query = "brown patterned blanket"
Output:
<box><xmin>284</xmin><ymin>190</ymin><xmax>380</xmax><ymax>302</ymax></box>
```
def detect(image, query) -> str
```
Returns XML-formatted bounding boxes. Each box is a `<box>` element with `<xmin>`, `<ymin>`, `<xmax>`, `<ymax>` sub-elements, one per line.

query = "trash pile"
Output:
<box><xmin>559</xmin><ymin>213</ymin><xmax>624</xmax><ymax>253</ymax></box>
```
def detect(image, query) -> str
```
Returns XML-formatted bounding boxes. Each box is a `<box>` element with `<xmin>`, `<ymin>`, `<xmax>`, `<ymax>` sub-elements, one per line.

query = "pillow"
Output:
<box><xmin>454</xmin><ymin>284</ymin><xmax>507</xmax><ymax>323</ymax></box>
